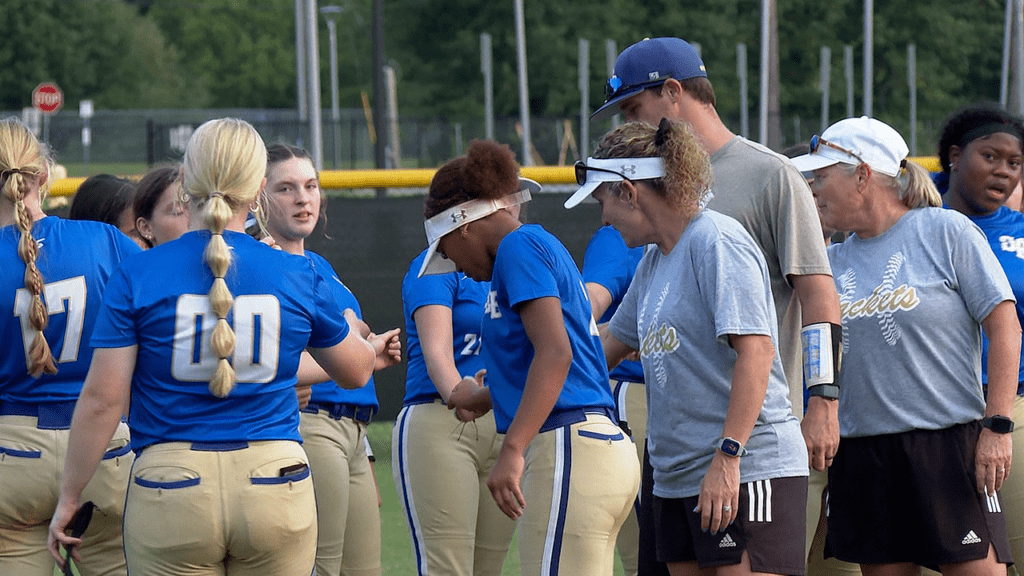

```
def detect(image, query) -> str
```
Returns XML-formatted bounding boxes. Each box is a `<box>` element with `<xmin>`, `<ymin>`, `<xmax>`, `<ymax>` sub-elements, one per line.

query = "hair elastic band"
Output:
<box><xmin>655</xmin><ymin>118</ymin><xmax>672</xmax><ymax>148</ymax></box>
<box><xmin>957</xmin><ymin>123</ymin><xmax>1023</xmax><ymax>149</ymax></box>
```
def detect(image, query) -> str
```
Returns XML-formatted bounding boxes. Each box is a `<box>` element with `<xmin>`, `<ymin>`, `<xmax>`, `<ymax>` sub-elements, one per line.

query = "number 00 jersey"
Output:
<box><xmin>91</xmin><ymin>230</ymin><xmax>349</xmax><ymax>451</ymax></box>
<box><xmin>1</xmin><ymin>217</ymin><xmax>141</xmax><ymax>403</ymax></box>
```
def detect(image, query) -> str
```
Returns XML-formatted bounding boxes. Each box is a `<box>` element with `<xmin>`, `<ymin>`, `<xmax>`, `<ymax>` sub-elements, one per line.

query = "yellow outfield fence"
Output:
<box><xmin>46</xmin><ymin>158</ymin><xmax>942</xmax><ymax>198</ymax></box>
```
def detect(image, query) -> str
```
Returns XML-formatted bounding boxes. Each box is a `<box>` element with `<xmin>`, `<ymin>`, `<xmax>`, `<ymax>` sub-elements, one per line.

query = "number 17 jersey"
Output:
<box><xmin>0</xmin><ymin>217</ymin><xmax>141</xmax><ymax>403</ymax></box>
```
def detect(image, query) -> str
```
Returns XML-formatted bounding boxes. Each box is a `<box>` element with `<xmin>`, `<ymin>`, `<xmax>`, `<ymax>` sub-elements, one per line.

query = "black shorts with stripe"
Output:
<box><xmin>826</xmin><ymin>420</ymin><xmax>1013</xmax><ymax>567</ymax></box>
<box><xmin>653</xmin><ymin>476</ymin><xmax>808</xmax><ymax>575</ymax></box>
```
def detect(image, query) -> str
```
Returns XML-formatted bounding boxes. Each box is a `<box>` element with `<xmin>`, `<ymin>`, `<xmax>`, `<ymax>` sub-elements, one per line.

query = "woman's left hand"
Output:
<box><xmin>695</xmin><ymin>452</ymin><xmax>741</xmax><ymax>534</ymax></box>
<box><xmin>367</xmin><ymin>328</ymin><xmax>402</xmax><ymax>370</ymax></box>
<box><xmin>975</xmin><ymin>427</ymin><xmax>1013</xmax><ymax>495</ymax></box>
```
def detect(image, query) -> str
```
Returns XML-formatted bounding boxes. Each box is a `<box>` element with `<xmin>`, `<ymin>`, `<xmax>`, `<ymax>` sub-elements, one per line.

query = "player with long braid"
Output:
<box><xmin>47</xmin><ymin>118</ymin><xmax>398</xmax><ymax>576</ymax></box>
<box><xmin>0</xmin><ymin>118</ymin><xmax>139</xmax><ymax>576</ymax></box>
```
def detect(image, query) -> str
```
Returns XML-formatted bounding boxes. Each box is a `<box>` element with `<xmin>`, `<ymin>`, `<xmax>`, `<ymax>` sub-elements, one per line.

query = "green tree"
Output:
<box><xmin>0</xmin><ymin>0</ymin><xmax>196</xmax><ymax>109</ymax></box>
<box><xmin>147</xmin><ymin>0</ymin><xmax>304</xmax><ymax>108</ymax></box>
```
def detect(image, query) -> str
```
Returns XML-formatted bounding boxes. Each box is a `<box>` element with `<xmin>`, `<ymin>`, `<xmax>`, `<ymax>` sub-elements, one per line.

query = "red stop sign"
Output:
<box><xmin>32</xmin><ymin>83</ymin><xmax>63</xmax><ymax>114</ymax></box>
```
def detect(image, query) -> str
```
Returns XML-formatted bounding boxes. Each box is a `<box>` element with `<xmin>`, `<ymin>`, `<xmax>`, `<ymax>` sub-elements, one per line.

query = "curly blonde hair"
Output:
<box><xmin>181</xmin><ymin>118</ymin><xmax>267</xmax><ymax>397</ymax></box>
<box><xmin>592</xmin><ymin>119</ymin><xmax>712</xmax><ymax>218</ymax></box>
<box><xmin>0</xmin><ymin>118</ymin><xmax>57</xmax><ymax>378</ymax></box>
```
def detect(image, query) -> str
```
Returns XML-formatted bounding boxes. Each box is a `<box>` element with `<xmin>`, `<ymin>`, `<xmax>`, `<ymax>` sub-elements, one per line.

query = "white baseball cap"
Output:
<box><xmin>564</xmin><ymin>157</ymin><xmax>667</xmax><ymax>209</ymax></box>
<box><xmin>790</xmin><ymin>116</ymin><xmax>909</xmax><ymax>177</ymax></box>
<box><xmin>417</xmin><ymin>178</ymin><xmax>539</xmax><ymax>277</ymax></box>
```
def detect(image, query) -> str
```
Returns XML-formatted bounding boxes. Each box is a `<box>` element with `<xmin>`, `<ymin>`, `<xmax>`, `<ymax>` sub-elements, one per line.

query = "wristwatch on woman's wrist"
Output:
<box><xmin>718</xmin><ymin>437</ymin><xmax>747</xmax><ymax>458</ymax></box>
<box><xmin>982</xmin><ymin>415</ymin><xmax>1015</xmax><ymax>434</ymax></box>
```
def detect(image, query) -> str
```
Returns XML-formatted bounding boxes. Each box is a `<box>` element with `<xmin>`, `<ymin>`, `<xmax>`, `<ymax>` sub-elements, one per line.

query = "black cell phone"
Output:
<box><xmin>278</xmin><ymin>463</ymin><xmax>308</xmax><ymax>477</ymax></box>
<box><xmin>62</xmin><ymin>501</ymin><xmax>95</xmax><ymax>576</ymax></box>
<box><xmin>67</xmin><ymin>501</ymin><xmax>95</xmax><ymax>538</ymax></box>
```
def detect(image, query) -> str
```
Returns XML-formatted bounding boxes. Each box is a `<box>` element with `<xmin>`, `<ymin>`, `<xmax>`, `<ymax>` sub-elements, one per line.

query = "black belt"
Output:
<box><xmin>301</xmin><ymin>403</ymin><xmax>375</xmax><ymax>424</ymax></box>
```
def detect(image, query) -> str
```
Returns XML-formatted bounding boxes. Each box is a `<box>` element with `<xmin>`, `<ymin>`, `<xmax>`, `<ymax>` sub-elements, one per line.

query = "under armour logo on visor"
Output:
<box><xmin>621</xmin><ymin>165</ymin><xmax>636</xmax><ymax>175</ymax></box>
<box><xmin>450</xmin><ymin>209</ymin><xmax>467</xmax><ymax>224</ymax></box>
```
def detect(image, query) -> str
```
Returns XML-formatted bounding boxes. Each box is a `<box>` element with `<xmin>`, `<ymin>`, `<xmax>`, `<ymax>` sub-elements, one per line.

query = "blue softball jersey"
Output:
<box><xmin>483</xmin><ymin>224</ymin><xmax>613</xmax><ymax>433</ymax></box>
<box><xmin>89</xmin><ymin>230</ymin><xmax>349</xmax><ymax>451</ymax></box>
<box><xmin>401</xmin><ymin>249</ymin><xmax>489</xmax><ymax>405</ymax></box>
<box><xmin>955</xmin><ymin>205</ymin><xmax>1024</xmax><ymax>388</ymax></box>
<box><xmin>1</xmin><ymin>217</ymin><xmax>141</xmax><ymax>403</ymax></box>
<box><xmin>582</xmin><ymin>225</ymin><xmax>645</xmax><ymax>383</ymax></box>
<box><xmin>306</xmin><ymin>251</ymin><xmax>378</xmax><ymax>411</ymax></box>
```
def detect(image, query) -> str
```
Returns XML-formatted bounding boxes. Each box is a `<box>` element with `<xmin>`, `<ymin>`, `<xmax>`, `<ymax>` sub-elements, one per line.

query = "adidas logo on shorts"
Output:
<box><xmin>719</xmin><ymin>534</ymin><xmax>737</xmax><ymax>548</ymax></box>
<box><xmin>961</xmin><ymin>530</ymin><xmax>982</xmax><ymax>545</ymax></box>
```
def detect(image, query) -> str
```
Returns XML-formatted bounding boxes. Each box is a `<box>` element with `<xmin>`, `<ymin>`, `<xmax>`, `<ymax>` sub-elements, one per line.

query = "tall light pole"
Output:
<box><xmin>295</xmin><ymin>0</ymin><xmax>307</xmax><ymax>124</ymax></box>
<box><xmin>304</xmin><ymin>0</ymin><xmax>322</xmax><ymax>170</ymax></box>
<box><xmin>863</xmin><ymin>0</ymin><xmax>873</xmax><ymax>116</ymax></box>
<box><xmin>321</xmin><ymin>5</ymin><xmax>343</xmax><ymax>169</ymax></box>
<box><xmin>514</xmin><ymin>0</ymin><xmax>532</xmax><ymax>166</ymax></box>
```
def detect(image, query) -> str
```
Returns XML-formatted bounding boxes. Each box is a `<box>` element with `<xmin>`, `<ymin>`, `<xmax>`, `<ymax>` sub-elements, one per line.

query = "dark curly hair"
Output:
<box><xmin>937</xmin><ymin>101</ymin><xmax>1024</xmax><ymax>174</ymax></box>
<box><xmin>424</xmin><ymin>139</ymin><xmax>519</xmax><ymax>218</ymax></box>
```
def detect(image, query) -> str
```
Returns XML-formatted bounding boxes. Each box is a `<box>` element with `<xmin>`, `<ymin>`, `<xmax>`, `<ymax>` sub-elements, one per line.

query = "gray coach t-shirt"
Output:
<box><xmin>610</xmin><ymin>211</ymin><xmax>807</xmax><ymax>498</ymax></box>
<box><xmin>707</xmin><ymin>137</ymin><xmax>834</xmax><ymax>417</ymax></box>
<box><xmin>828</xmin><ymin>208</ymin><xmax>1014</xmax><ymax>437</ymax></box>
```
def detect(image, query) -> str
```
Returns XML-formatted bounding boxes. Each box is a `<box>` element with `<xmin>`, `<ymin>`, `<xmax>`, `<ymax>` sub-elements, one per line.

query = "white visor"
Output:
<box><xmin>417</xmin><ymin>178</ymin><xmax>539</xmax><ymax>277</ymax></box>
<box><xmin>564</xmin><ymin>157</ymin><xmax>666</xmax><ymax>209</ymax></box>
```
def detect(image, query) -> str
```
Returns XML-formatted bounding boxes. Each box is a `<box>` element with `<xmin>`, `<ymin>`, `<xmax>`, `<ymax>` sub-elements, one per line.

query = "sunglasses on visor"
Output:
<box><xmin>574</xmin><ymin>161</ymin><xmax>635</xmax><ymax>185</ymax></box>
<box><xmin>809</xmin><ymin>134</ymin><xmax>865</xmax><ymax>164</ymax></box>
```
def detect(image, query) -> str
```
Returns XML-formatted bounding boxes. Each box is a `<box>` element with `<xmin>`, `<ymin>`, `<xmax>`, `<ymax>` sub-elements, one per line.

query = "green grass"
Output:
<box><xmin>368</xmin><ymin>421</ymin><xmax>625</xmax><ymax>576</ymax></box>
<box><xmin>60</xmin><ymin>162</ymin><xmax>149</xmax><ymax>178</ymax></box>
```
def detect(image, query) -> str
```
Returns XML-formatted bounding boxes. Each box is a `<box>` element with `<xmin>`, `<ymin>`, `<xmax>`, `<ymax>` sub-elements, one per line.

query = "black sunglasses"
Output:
<box><xmin>809</xmin><ymin>135</ymin><xmax>864</xmax><ymax>164</ymax></box>
<box><xmin>604</xmin><ymin>74</ymin><xmax>673</xmax><ymax>101</ymax></box>
<box><xmin>574</xmin><ymin>161</ymin><xmax>633</xmax><ymax>186</ymax></box>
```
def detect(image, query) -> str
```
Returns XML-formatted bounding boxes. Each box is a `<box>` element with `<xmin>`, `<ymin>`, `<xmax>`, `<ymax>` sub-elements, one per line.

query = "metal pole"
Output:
<box><xmin>863</xmin><ymin>0</ymin><xmax>873</xmax><ymax>116</ymax></box>
<box><xmin>908</xmin><ymin>44</ymin><xmax>917</xmax><ymax>156</ymax></box>
<box><xmin>579</xmin><ymin>38</ymin><xmax>590</xmax><ymax>159</ymax></box>
<box><xmin>820</xmin><ymin>46</ymin><xmax>831</xmax><ymax>132</ymax></box>
<box><xmin>514</xmin><ymin>0</ymin><xmax>532</xmax><ymax>166</ymax></box>
<box><xmin>737</xmin><ymin>43</ymin><xmax>749</xmax><ymax>139</ymax></box>
<box><xmin>295</xmin><ymin>0</ymin><xmax>307</xmax><ymax>123</ymax></box>
<box><xmin>385</xmin><ymin>65</ymin><xmax>400</xmax><ymax>168</ymax></box>
<box><xmin>322</xmin><ymin>6</ymin><xmax>343</xmax><ymax>169</ymax></box>
<box><xmin>759</xmin><ymin>0</ymin><xmax>769</xmax><ymax>145</ymax></box>
<box><xmin>845</xmin><ymin>45</ymin><xmax>854</xmax><ymax>118</ymax></box>
<box><xmin>372</xmin><ymin>0</ymin><xmax>386</xmax><ymax>193</ymax></box>
<box><xmin>605</xmin><ymin>39</ymin><xmax>619</xmax><ymax>128</ymax></box>
<box><xmin>481</xmin><ymin>32</ymin><xmax>494</xmax><ymax>141</ymax></box>
<box><xmin>1015</xmin><ymin>0</ymin><xmax>1024</xmax><ymax>115</ymax></box>
<box><xmin>304</xmin><ymin>0</ymin><xmax>322</xmax><ymax>170</ymax></box>
<box><xmin>1003</xmin><ymin>0</ymin><xmax>1013</xmax><ymax>107</ymax></box>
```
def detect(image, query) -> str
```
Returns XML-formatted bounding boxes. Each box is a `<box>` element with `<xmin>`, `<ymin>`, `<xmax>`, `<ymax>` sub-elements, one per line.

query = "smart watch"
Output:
<box><xmin>981</xmin><ymin>415</ymin><xmax>1015</xmax><ymax>434</ymax></box>
<box><xmin>807</xmin><ymin>384</ymin><xmax>840</xmax><ymax>400</ymax></box>
<box><xmin>718</xmin><ymin>437</ymin><xmax>747</xmax><ymax>458</ymax></box>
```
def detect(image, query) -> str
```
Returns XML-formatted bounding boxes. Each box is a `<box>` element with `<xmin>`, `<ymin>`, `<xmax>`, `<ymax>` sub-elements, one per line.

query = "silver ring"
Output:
<box><xmin>722</xmin><ymin>505</ymin><xmax>732</xmax><ymax>512</ymax></box>
<box><xmin>1000</xmin><ymin>468</ymin><xmax>1006</xmax><ymax>472</ymax></box>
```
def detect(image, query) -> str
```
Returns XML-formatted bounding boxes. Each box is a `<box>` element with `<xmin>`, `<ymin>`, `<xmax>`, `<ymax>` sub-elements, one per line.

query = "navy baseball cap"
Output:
<box><xmin>592</xmin><ymin>37</ymin><xmax>707</xmax><ymax>122</ymax></box>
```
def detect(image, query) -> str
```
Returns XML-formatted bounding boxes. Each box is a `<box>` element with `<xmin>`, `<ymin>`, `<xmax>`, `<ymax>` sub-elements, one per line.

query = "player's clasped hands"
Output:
<box><xmin>448</xmin><ymin>369</ymin><xmax>491</xmax><ymax>422</ymax></box>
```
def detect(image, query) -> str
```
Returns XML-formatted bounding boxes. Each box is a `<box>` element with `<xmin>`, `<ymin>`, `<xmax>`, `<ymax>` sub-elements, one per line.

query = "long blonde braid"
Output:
<box><xmin>182</xmin><ymin>118</ymin><xmax>267</xmax><ymax>397</ymax></box>
<box><xmin>0</xmin><ymin>119</ymin><xmax>56</xmax><ymax>377</ymax></box>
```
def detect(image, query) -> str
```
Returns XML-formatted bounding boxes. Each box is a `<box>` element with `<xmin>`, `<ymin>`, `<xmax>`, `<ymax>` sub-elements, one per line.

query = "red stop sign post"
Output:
<box><xmin>32</xmin><ymin>82</ymin><xmax>63</xmax><ymax>114</ymax></box>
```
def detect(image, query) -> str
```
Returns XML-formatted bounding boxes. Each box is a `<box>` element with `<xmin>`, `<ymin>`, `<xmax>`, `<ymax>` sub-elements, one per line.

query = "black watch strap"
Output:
<box><xmin>807</xmin><ymin>384</ymin><xmax>840</xmax><ymax>400</ymax></box>
<box><xmin>982</xmin><ymin>415</ymin><xmax>1015</xmax><ymax>434</ymax></box>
